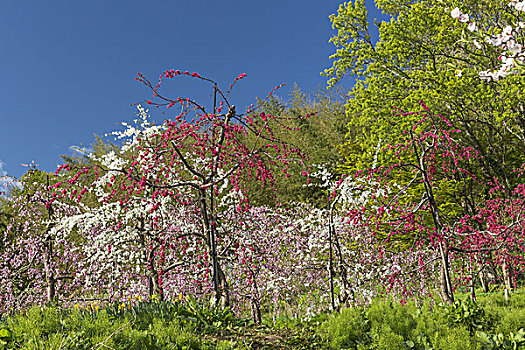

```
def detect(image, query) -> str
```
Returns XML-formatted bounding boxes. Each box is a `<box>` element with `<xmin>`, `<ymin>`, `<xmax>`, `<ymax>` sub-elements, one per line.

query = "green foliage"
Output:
<box><xmin>246</xmin><ymin>85</ymin><xmax>348</xmax><ymax>207</ymax></box>
<box><xmin>324</xmin><ymin>0</ymin><xmax>525</xmax><ymax>217</ymax></box>
<box><xmin>109</xmin><ymin>297</ymin><xmax>243</xmax><ymax>335</ymax></box>
<box><xmin>319</xmin><ymin>296</ymin><xmax>525</xmax><ymax>350</ymax></box>
<box><xmin>4</xmin><ymin>294</ymin><xmax>525</xmax><ymax>349</ymax></box>
<box><xmin>474</xmin><ymin>292</ymin><xmax>525</xmax><ymax>336</ymax></box>
<box><xmin>0</xmin><ymin>303</ymin><xmax>227</xmax><ymax>349</ymax></box>
<box><xmin>320</xmin><ymin>306</ymin><xmax>370</xmax><ymax>349</ymax></box>
<box><xmin>476</xmin><ymin>329</ymin><xmax>525</xmax><ymax>350</ymax></box>
<box><xmin>1</xmin><ymin>300</ymin><xmax>318</xmax><ymax>349</ymax></box>
<box><xmin>0</xmin><ymin>327</ymin><xmax>14</xmax><ymax>349</ymax></box>
<box><xmin>367</xmin><ymin>301</ymin><xmax>418</xmax><ymax>341</ymax></box>
<box><xmin>0</xmin><ymin>199</ymin><xmax>12</xmax><ymax>234</ymax></box>
<box><xmin>442</xmin><ymin>298</ymin><xmax>492</xmax><ymax>334</ymax></box>
<box><xmin>172</xmin><ymin>296</ymin><xmax>242</xmax><ymax>334</ymax></box>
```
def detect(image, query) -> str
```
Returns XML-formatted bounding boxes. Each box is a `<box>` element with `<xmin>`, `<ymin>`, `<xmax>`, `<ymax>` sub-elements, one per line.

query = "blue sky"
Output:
<box><xmin>0</xmin><ymin>0</ymin><xmax>386</xmax><ymax>180</ymax></box>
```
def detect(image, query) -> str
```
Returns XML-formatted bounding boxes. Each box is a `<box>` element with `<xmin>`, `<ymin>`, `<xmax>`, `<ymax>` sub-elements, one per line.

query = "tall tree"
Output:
<box><xmin>56</xmin><ymin>71</ymin><xmax>308</xmax><ymax>308</ymax></box>
<box><xmin>324</xmin><ymin>0</ymin><xmax>525</xmax><ymax>192</ymax></box>
<box><xmin>324</xmin><ymin>0</ymin><xmax>525</xmax><ymax>301</ymax></box>
<box><xmin>246</xmin><ymin>85</ymin><xmax>349</xmax><ymax>208</ymax></box>
<box><xmin>0</xmin><ymin>168</ymin><xmax>80</xmax><ymax>311</ymax></box>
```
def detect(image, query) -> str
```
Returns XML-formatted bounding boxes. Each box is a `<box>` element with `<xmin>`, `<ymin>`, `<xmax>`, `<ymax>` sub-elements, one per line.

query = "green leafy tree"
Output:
<box><xmin>324</xmin><ymin>0</ymin><xmax>525</xmax><ymax>300</ymax></box>
<box><xmin>245</xmin><ymin>85</ymin><xmax>349</xmax><ymax>207</ymax></box>
<box><xmin>324</xmin><ymin>0</ymin><xmax>525</xmax><ymax>215</ymax></box>
<box><xmin>0</xmin><ymin>198</ymin><xmax>11</xmax><ymax>233</ymax></box>
<box><xmin>325</xmin><ymin>0</ymin><xmax>524</xmax><ymax>182</ymax></box>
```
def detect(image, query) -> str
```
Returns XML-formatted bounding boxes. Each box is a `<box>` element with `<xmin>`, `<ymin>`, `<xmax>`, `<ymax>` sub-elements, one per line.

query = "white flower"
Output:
<box><xmin>473</xmin><ymin>40</ymin><xmax>482</xmax><ymax>49</ymax></box>
<box><xmin>451</xmin><ymin>7</ymin><xmax>462</xmax><ymax>18</ymax></box>
<box><xmin>467</xmin><ymin>22</ymin><xmax>477</xmax><ymax>32</ymax></box>
<box><xmin>455</xmin><ymin>69</ymin><xmax>462</xmax><ymax>77</ymax></box>
<box><xmin>503</xmin><ymin>25</ymin><xmax>513</xmax><ymax>36</ymax></box>
<box><xmin>458</xmin><ymin>13</ymin><xmax>470</xmax><ymax>23</ymax></box>
<box><xmin>486</xmin><ymin>36</ymin><xmax>503</xmax><ymax>46</ymax></box>
<box><xmin>479</xmin><ymin>71</ymin><xmax>490</xmax><ymax>80</ymax></box>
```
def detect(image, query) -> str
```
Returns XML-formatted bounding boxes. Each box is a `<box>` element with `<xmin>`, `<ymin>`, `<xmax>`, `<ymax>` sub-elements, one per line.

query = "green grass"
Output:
<box><xmin>0</xmin><ymin>297</ymin><xmax>322</xmax><ymax>350</ymax></box>
<box><xmin>320</xmin><ymin>293</ymin><xmax>525</xmax><ymax>350</ymax></box>
<box><xmin>2</xmin><ymin>293</ymin><xmax>525</xmax><ymax>349</ymax></box>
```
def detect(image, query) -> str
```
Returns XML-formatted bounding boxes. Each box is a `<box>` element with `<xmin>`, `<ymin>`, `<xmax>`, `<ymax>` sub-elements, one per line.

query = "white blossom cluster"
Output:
<box><xmin>451</xmin><ymin>2</ymin><xmax>525</xmax><ymax>80</ymax></box>
<box><xmin>305</xmin><ymin>142</ymin><xmax>390</xmax><ymax>212</ymax></box>
<box><xmin>105</xmin><ymin>104</ymin><xmax>165</xmax><ymax>153</ymax></box>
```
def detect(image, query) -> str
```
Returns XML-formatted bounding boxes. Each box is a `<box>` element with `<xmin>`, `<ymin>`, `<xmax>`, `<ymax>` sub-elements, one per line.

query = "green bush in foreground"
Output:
<box><xmin>320</xmin><ymin>293</ymin><xmax>525</xmax><ymax>350</ymax></box>
<box><xmin>0</xmin><ymin>296</ymin><xmax>323</xmax><ymax>349</ymax></box>
<box><xmin>0</xmin><ymin>298</ymin><xmax>247</xmax><ymax>350</ymax></box>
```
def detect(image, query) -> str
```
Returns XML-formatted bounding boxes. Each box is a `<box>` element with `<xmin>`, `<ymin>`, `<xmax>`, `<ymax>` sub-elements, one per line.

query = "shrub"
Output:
<box><xmin>320</xmin><ymin>307</ymin><xmax>370</xmax><ymax>349</ymax></box>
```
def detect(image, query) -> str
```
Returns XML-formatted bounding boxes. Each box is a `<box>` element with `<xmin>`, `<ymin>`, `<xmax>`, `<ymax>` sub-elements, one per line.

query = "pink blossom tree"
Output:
<box><xmin>345</xmin><ymin>103</ymin><xmax>525</xmax><ymax>304</ymax></box>
<box><xmin>55</xmin><ymin>71</ymin><xmax>309</xmax><ymax>309</ymax></box>
<box><xmin>0</xmin><ymin>169</ymin><xmax>81</xmax><ymax>311</ymax></box>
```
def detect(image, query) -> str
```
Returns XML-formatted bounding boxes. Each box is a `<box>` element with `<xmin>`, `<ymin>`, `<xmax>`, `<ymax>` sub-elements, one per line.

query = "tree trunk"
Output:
<box><xmin>138</xmin><ymin>222</ymin><xmax>164</xmax><ymax>301</ymax></box>
<box><xmin>214</xmin><ymin>262</ymin><xmax>230</xmax><ymax>309</ymax></box>
<box><xmin>44</xmin><ymin>267</ymin><xmax>56</xmax><ymax>303</ymax></box>
<box><xmin>470</xmin><ymin>267</ymin><xmax>476</xmax><ymax>301</ymax></box>
<box><xmin>411</xmin><ymin>134</ymin><xmax>453</xmax><ymax>304</ymax></box>
<box><xmin>438</xmin><ymin>243</ymin><xmax>454</xmax><ymax>304</ymax></box>
<box><xmin>502</xmin><ymin>260</ymin><xmax>512</xmax><ymax>302</ymax></box>
<box><xmin>502</xmin><ymin>261</ymin><xmax>513</xmax><ymax>291</ymax></box>
<box><xmin>478</xmin><ymin>262</ymin><xmax>489</xmax><ymax>293</ymax></box>
<box><xmin>251</xmin><ymin>273</ymin><xmax>262</xmax><ymax>324</ymax></box>
<box><xmin>44</xmin><ymin>177</ymin><xmax>57</xmax><ymax>304</ymax></box>
<box><xmin>199</xmin><ymin>188</ymin><xmax>230</xmax><ymax>309</ymax></box>
<box><xmin>43</xmin><ymin>231</ymin><xmax>56</xmax><ymax>304</ymax></box>
<box><xmin>147</xmin><ymin>273</ymin><xmax>164</xmax><ymax>301</ymax></box>
<box><xmin>252</xmin><ymin>298</ymin><xmax>262</xmax><ymax>324</ymax></box>
<box><xmin>439</xmin><ymin>264</ymin><xmax>454</xmax><ymax>304</ymax></box>
<box><xmin>146</xmin><ymin>256</ymin><xmax>164</xmax><ymax>301</ymax></box>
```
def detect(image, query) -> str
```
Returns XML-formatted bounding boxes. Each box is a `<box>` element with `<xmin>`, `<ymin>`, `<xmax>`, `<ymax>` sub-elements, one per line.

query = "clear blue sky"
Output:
<box><xmin>0</xmin><ymin>0</ymin><xmax>386</xmax><ymax>181</ymax></box>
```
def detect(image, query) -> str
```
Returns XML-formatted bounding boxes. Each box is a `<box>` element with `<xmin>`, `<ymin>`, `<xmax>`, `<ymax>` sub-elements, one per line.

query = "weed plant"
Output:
<box><xmin>320</xmin><ymin>293</ymin><xmax>525</xmax><ymax>350</ymax></box>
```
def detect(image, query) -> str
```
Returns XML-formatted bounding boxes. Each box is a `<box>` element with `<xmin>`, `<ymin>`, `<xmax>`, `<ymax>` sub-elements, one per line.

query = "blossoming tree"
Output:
<box><xmin>55</xmin><ymin>71</ymin><xmax>309</xmax><ymax>309</ymax></box>
<box><xmin>450</xmin><ymin>1</ymin><xmax>525</xmax><ymax>80</ymax></box>
<box><xmin>346</xmin><ymin>103</ymin><xmax>525</xmax><ymax>303</ymax></box>
<box><xmin>0</xmin><ymin>169</ymin><xmax>81</xmax><ymax>311</ymax></box>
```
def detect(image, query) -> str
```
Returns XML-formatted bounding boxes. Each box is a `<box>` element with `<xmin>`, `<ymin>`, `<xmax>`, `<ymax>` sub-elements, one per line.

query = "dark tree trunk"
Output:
<box><xmin>252</xmin><ymin>298</ymin><xmax>262</xmax><ymax>324</ymax></box>
<box><xmin>138</xmin><ymin>220</ymin><xmax>164</xmax><ymax>302</ymax></box>
<box><xmin>147</xmin><ymin>273</ymin><xmax>164</xmax><ymax>301</ymax></box>
<box><xmin>44</xmin><ymin>229</ymin><xmax>57</xmax><ymax>304</ymax></box>
<box><xmin>199</xmin><ymin>188</ymin><xmax>230</xmax><ymax>309</ymax></box>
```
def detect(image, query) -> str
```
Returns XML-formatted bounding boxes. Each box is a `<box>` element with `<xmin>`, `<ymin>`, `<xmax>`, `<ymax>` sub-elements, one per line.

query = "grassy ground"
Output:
<box><xmin>1</xmin><ymin>292</ymin><xmax>525</xmax><ymax>349</ymax></box>
<box><xmin>0</xmin><ymin>297</ymin><xmax>323</xmax><ymax>350</ymax></box>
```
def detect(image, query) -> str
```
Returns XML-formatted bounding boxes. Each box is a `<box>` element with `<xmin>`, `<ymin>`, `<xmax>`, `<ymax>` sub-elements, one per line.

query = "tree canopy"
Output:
<box><xmin>324</xmin><ymin>0</ymin><xmax>525</xmax><ymax>194</ymax></box>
